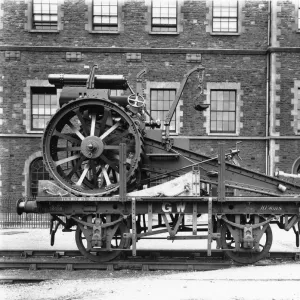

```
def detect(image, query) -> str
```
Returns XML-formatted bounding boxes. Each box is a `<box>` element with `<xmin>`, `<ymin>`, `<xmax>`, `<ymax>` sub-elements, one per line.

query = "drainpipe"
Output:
<box><xmin>266</xmin><ymin>1</ymin><xmax>271</xmax><ymax>175</ymax></box>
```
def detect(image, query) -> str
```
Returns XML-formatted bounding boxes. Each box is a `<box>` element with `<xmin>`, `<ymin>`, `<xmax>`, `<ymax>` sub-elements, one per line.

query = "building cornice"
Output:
<box><xmin>1</xmin><ymin>133</ymin><xmax>300</xmax><ymax>140</ymax></box>
<box><xmin>0</xmin><ymin>45</ymin><xmax>266</xmax><ymax>55</ymax></box>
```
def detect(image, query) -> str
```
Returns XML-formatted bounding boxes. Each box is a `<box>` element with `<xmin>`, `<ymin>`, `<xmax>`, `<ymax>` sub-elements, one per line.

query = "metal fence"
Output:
<box><xmin>0</xmin><ymin>213</ymin><xmax>51</xmax><ymax>229</ymax></box>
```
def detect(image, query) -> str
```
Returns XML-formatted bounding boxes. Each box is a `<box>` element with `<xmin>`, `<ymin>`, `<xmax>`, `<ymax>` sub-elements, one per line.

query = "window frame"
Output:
<box><xmin>92</xmin><ymin>0</ymin><xmax>119</xmax><ymax>32</ymax></box>
<box><xmin>146</xmin><ymin>0</ymin><xmax>182</xmax><ymax>35</ymax></box>
<box><xmin>210</xmin><ymin>89</ymin><xmax>237</xmax><ymax>134</ymax></box>
<box><xmin>151</xmin><ymin>0</ymin><xmax>178</xmax><ymax>33</ymax></box>
<box><xmin>150</xmin><ymin>88</ymin><xmax>177</xmax><ymax>133</ymax></box>
<box><xmin>297</xmin><ymin>88</ymin><xmax>300</xmax><ymax>133</ymax></box>
<box><xmin>25</xmin><ymin>0</ymin><xmax>63</xmax><ymax>33</ymax></box>
<box><xmin>31</xmin><ymin>87</ymin><xmax>57</xmax><ymax>131</ymax></box>
<box><xmin>145</xmin><ymin>81</ymin><xmax>181</xmax><ymax>135</ymax></box>
<box><xmin>297</xmin><ymin>0</ymin><xmax>300</xmax><ymax>32</ymax></box>
<box><xmin>86</xmin><ymin>0</ymin><xmax>123</xmax><ymax>34</ymax></box>
<box><xmin>206</xmin><ymin>0</ymin><xmax>243</xmax><ymax>36</ymax></box>
<box><xmin>212</xmin><ymin>0</ymin><xmax>238</xmax><ymax>33</ymax></box>
<box><xmin>29</xmin><ymin>157</ymin><xmax>51</xmax><ymax>197</ymax></box>
<box><xmin>204</xmin><ymin>82</ymin><xmax>242</xmax><ymax>136</ymax></box>
<box><xmin>23</xmin><ymin>80</ymin><xmax>60</xmax><ymax>134</ymax></box>
<box><xmin>32</xmin><ymin>0</ymin><xmax>58</xmax><ymax>31</ymax></box>
<box><xmin>292</xmin><ymin>80</ymin><xmax>300</xmax><ymax>135</ymax></box>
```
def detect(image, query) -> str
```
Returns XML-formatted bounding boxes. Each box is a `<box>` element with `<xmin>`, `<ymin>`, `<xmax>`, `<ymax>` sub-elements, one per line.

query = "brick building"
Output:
<box><xmin>0</xmin><ymin>0</ymin><xmax>300</xmax><ymax>217</ymax></box>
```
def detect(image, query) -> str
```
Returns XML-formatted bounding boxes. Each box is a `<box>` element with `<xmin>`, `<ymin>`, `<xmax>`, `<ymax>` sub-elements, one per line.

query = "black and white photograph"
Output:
<box><xmin>1</xmin><ymin>0</ymin><xmax>300</xmax><ymax>299</ymax></box>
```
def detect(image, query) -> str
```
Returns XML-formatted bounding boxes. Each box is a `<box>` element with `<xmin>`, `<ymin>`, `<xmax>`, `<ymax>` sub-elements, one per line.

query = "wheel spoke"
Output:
<box><xmin>76</xmin><ymin>163</ymin><xmax>90</xmax><ymax>186</ymax></box>
<box><xmin>100</xmin><ymin>122</ymin><xmax>120</xmax><ymax>140</ymax></box>
<box><xmin>54</xmin><ymin>130</ymin><xmax>81</xmax><ymax>145</ymax></box>
<box><xmin>55</xmin><ymin>154</ymin><xmax>81</xmax><ymax>167</ymax></box>
<box><xmin>66</xmin><ymin>121</ymin><xmax>85</xmax><ymax>140</ymax></box>
<box><xmin>74</xmin><ymin>108</ymin><xmax>89</xmax><ymax>136</ymax></box>
<box><xmin>101</xmin><ymin>167</ymin><xmax>111</xmax><ymax>186</ymax></box>
<box><xmin>90</xmin><ymin>113</ymin><xmax>97</xmax><ymax>136</ymax></box>
<box><xmin>43</xmin><ymin>99</ymin><xmax>141</xmax><ymax>196</ymax></box>
<box><xmin>67</xmin><ymin>155</ymin><xmax>86</xmax><ymax>179</ymax></box>
<box><xmin>103</xmin><ymin>145</ymin><xmax>119</xmax><ymax>150</ymax></box>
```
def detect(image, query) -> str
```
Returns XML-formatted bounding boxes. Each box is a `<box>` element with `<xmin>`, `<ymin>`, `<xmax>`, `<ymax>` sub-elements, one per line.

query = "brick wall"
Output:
<box><xmin>0</xmin><ymin>138</ymin><xmax>41</xmax><ymax>213</ymax></box>
<box><xmin>190</xmin><ymin>140</ymin><xmax>266</xmax><ymax>174</ymax></box>
<box><xmin>1</xmin><ymin>0</ymin><xmax>300</xmax><ymax>213</ymax></box>
<box><xmin>1</xmin><ymin>0</ymin><xmax>269</xmax><ymax>49</ymax></box>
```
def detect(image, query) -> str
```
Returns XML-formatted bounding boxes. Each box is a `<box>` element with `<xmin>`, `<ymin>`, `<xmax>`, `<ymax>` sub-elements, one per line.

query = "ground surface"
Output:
<box><xmin>0</xmin><ymin>226</ymin><xmax>300</xmax><ymax>300</ymax></box>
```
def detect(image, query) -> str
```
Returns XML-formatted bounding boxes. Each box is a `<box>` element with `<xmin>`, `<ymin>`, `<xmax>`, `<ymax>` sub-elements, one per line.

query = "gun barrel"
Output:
<box><xmin>48</xmin><ymin>74</ymin><xmax>129</xmax><ymax>89</ymax></box>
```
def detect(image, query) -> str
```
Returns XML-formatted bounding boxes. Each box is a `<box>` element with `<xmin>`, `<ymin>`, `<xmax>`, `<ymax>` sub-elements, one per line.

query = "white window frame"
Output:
<box><xmin>145</xmin><ymin>0</ymin><xmax>183</xmax><ymax>35</ymax></box>
<box><xmin>145</xmin><ymin>81</ymin><xmax>181</xmax><ymax>135</ymax></box>
<box><xmin>206</xmin><ymin>0</ymin><xmax>244</xmax><ymax>36</ymax></box>
<box><xmin>25</xmin><ymin>0</ymin><xmax>63</xmax><ymax>32</ymax></box>
<box><xmin>23</xmin><ymin>80</ymin><xmax>60</xmax><ymax>134</ymax></box>
<box><xmin>291</xmin><ymin>80</ymin><xmax>300</xmax><ymax>134</ymax></box>
<box><xmin>85</xmin><ymin>0</ymin><xmax>123</xmax><ymax>34</ymax></box>
<box><xmin>204</xmin><ymin>82</ymin><xmax>243</xmax><ymax>136</ymax></box>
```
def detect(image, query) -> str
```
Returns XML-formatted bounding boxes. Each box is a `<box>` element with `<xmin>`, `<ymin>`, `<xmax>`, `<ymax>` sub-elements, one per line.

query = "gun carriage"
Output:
<box><xmin>17</xmin><ymin>65</ymin><xmax>300</xmax><ymax>264</ymax></box>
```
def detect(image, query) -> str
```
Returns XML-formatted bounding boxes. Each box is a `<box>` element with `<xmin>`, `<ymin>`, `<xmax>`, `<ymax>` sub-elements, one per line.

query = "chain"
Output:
<box><xmin>197</xmin><ymin>68</ymin><xmax>205</xmax><ymax>95</ymax></box>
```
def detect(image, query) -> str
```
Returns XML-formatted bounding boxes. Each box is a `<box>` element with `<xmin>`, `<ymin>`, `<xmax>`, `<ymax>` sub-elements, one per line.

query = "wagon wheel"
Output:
<box><xmin>75</xmin><ymin>215</ymin><xmax>130</xmax><ymax>262</ymax></box>
<box><xmin>42</xmin><ymin>98</ymin><xmax>142</xmax><ymax>196</ymax></box>
<box><xmin>220</xmin><ymin>217</ymin><xmax>273</xmax><ymax>264</ymax></box>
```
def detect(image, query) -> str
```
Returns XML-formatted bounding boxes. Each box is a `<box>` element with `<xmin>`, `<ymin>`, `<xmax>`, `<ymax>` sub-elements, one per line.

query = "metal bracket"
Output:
<box><xmin>148</xmin><ymin>203</ymin><xmax>153</xmax><ymax>233</ymax></box>
<box><xmin>86</xmin><ymin>64</ymin><xmax>98</xmax><ymax>89</ymax></box>
<box><xmin>131</xmin><ymin>197</ymin><xmax>137</xmax><ymax>256</ymax></box>
<box><xmin>207</xmin><ymin>197</ymin><xmax>212</xmax><ymax>256</ymax></box>
<box><xmin>218</xmin><ymin>144</ymin><xmax>226</xmax><ymax>202</ymax></box>
<box><xmin>119</xmin><ymin>143</ymin><xmax>127</xmax><ymax>201</ymax></box>
<box><xmin>284</xmin><ymin>215</ymin><xmax>300</xmax><ymax>231</ymax></box>
<box><xmin>192</xmin><ymin>165</ymin><xmax>201</xmax><ymax>196</ymax></box>
<box><xmin>162</xmin><ymin>213</ymin><xmax>184</xmax><ymax>238</ymax></box>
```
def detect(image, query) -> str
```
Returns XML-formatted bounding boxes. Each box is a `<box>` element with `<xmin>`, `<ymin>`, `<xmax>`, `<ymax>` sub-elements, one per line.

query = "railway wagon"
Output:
<box><xmin>17</xmin><ymin>65</ymin><xmax>300</xmax><ymax>264</ymax></box>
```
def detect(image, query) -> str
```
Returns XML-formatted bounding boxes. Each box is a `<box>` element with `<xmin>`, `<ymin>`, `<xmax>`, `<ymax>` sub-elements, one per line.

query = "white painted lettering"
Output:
<box><xmin>176</xmin><ymin>202</ymin><xmax>186</xmax><ymax>213</ymax></box>
<box><xmin>162</xmin><ymin>202</ymin><xmax>172</xmax><ymax>213</ymax></box>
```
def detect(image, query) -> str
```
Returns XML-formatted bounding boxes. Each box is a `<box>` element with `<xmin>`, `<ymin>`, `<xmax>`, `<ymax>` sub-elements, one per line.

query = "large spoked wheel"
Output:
<box><xmin>220</xmin><ymin>217</ymin><xmax>273</xmax><ymax>264</ymax></box>
<box><xmin>75</xmin><ymin>216</ymin><xmax>130</xmax><ymax>262</ymax></box>
<box><xmin>42</xmin><ymin>98</ymin><xmax>142</xmax><ymax>196</ymax></box>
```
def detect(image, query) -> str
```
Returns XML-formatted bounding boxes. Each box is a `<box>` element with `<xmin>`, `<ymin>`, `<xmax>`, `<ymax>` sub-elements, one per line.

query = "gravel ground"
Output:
<box><xmin>1</xmin><ymin>225</ymin><xmax>300</xmax><ymax>300</ymax></box>
<box><xmin>1</xmin><ymin>264</ymin><xmax>300</xmax><ymax>300</ymax></box>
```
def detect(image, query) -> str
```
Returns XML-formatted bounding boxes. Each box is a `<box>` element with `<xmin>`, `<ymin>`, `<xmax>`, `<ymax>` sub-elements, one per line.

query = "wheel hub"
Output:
<box><xmin>81</xmin><ymin>136</ymin><xmax>104</xmax><ymax>159</ymax></box>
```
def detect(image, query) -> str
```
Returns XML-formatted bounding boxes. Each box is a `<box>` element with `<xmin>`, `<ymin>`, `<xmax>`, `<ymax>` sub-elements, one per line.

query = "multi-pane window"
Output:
<box><xmin>152</xmin><ymin>0</ymin><xmax>177</xmax><ymax>32</ymax></box>
<box><xmin>298</xmin><ymin>2</ymin><xmax>300</xmax><ymax>30</ymax></box>
<box><xmin>297</xmin><ymin>89</ymin><xmax>300</xmax><ymax>132</ymax></box>
<box><xmin>150</xmin><ymin>89</ymin><xmax>176</xmax><ymax>131</ymax></box>
<box><xmin>210</xmin><ymin>90</ymin><xmax>236</xmax><ymax>133</ymax></box>
<box><xmin>31</xmin><ymin>87</ymin><xmax>57</xmax><ymax>130</ymax></box>
<box><xmin>30</xmin><ymin>158</ymin><xmax>50</xmax><ymax>197</ymax></box>
<box><xmin>93</xmin><ymin>0</ymin><xmax>118</xmax><ymax>31</ymax></box>
<box><xmin>212</xmin><ymin>0</ymin><xmax>238</xmax><ymax>33</ymax></box>
<box><xmin>32</xmin><ymin>0</ymin><xmax>58</xmax><ymax>30</ymax></box>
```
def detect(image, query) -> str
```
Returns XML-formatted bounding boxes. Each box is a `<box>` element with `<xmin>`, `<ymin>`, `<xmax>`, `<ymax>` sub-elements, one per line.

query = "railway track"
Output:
<box><xmin>0</xmin><ymin>250</ymin><xmax>299</xmax><ymax>272</ymax></box>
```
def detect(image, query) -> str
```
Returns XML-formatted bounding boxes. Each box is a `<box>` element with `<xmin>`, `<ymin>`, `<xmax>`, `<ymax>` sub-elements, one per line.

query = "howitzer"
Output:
<box><xmin>17</xmin><ymin>65</ymin><xmax>300</xmax><ymax>265</ymax></box>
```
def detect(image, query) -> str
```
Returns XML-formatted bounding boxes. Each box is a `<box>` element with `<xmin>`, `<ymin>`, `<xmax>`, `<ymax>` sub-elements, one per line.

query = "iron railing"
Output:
<box><xmin>0</xmin><ymin>213</ymin><xmax>51</xmax><ymax>229</ymax></box>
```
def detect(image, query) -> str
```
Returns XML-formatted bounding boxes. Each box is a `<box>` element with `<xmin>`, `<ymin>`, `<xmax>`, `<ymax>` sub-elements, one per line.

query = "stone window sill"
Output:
<box><xmin>89</xmin><ymin>30</ymin><xmax>120</xmax><ymax>34</ymax></box>
<box><xmin>210</xmin><ymin>32</ymin><xmax>240</xmax><ymax>36</ymax></box>
<box><xmin>149</xmin><ymin>32</ymin><xmax>179</xmax><ymax>35</ymax></box>
<box><xmin>208</xmin><ymin>133</ymin><xmax>239</xmax><ymax>136</ymax></box>
<box><xmin>29</xmin><ymin>30</ymin><xmax>60</xmax><ymax>33</ymax></box>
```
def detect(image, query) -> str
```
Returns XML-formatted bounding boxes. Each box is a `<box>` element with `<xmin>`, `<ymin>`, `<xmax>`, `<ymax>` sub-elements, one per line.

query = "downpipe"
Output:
<box><xmin>16</xmin><ymin>198</ymin><xmax>38</xmax><ymax>215</ymax></box>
